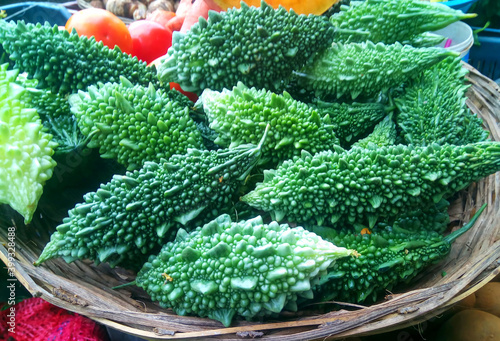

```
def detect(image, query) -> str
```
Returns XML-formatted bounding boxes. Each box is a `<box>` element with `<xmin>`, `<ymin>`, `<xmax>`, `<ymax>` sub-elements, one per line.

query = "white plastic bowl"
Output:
<box><xmin>431</xmin><ymin>21</ymin><xmax>474</xmax><ymax>61</ymax></box>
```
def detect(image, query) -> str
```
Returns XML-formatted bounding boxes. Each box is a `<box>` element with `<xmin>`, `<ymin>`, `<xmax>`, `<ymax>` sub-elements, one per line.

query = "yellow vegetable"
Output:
<box><xmin>210</xmin><ymin>0</ymin><xmax>340</xmax><ymax>15</ymax></box>
<box><xmin>436</xmin><ymin>309</ymin><xmax>500</xmax><ymax>341</ymax></box>
<box><xmin>474</xmin><ymin>282</ymin><xmax>500</xmax><ymax>318</ymax></box>
<box><xmin>450</xmin><ymin>292</ymin><xmax>477</xmax><ymax>313</ymax></box>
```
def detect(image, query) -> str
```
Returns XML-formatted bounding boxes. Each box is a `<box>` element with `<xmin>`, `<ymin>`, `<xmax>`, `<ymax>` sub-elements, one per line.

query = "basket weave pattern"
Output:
<box><xmin>0</xmin><ymin>64</ymin><xmax>499</xmax><ymax>340</ymax></box>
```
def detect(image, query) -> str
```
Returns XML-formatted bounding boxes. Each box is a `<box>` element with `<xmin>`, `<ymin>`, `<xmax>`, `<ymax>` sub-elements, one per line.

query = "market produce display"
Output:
<box><xmin>0</xmin><ymin>0</ymin><xmax>497</xmax><ymax>328</ymax></box>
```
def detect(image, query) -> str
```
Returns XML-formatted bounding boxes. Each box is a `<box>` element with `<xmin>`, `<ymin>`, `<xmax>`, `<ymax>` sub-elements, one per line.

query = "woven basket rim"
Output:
<box><xmin>1</xmin><ymin>63</ymin><xmax>500</xmax><ymax>340</ymax></box>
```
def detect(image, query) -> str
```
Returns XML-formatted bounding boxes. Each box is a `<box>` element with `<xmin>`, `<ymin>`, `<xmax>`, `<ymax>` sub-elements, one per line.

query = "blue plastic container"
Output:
<box><xmin>442</xmin><ymin>0</ymin><xmax>478</xmax><ymax>13</ymax></box>
<box><xmin>0</xmin><ymin>2</ymin><xmax>71</xmax><ymax>26</ymax></box>
<box><xmin>468</xmin><ymin>28</ymin><xmax>500</xmax><ymax>81</ymax></box>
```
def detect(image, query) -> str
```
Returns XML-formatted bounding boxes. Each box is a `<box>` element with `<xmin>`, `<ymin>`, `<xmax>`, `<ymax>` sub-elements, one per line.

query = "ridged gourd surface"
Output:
<box><xmin>136</xmin><ymin>214</ymin><xmax>355</xmax><ymax>326</ymax></box>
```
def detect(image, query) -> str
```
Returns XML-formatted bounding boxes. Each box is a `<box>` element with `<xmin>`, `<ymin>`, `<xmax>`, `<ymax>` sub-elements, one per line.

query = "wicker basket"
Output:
<box><xmin>1</xmin><ymin>63</ymin><xmax>499</xmax><ymax>340</ymax></box>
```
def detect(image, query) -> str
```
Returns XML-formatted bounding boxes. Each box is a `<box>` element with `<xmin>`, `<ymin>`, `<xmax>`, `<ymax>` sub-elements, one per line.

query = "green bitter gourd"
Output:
<box><xmin>135</xmin><ymin>214</ymin><xmax>356</xmax><ymax>326</ymax></box>
<box><xmin>395</xmin><ymin>57</ymin><xmax>488</xmax><ymax>146</ymax></box>
<box><xmin>197</xmin><ymin>82</ymin><xmax>342</xmax><ymax>165</ymax></box>
<box><xmin>310</xmin><ymin>203</ymin><xmax>485</xmax><ymax>303</ymax></box>
<box><xmin>242</xmin><ymin>142</ymin><xmax>500</xmax><ymax>228</ymax></box>
<box><xmin>0</xmin><ymin>64</ymin><xmax>58</xmax><ymax>223</ymax></box>
<box><xmin>16</xmin><ymin>76</ymin><xmax>89</xmax><ymax>155</ymax></box>
<box><xmin>294</xmin><ymin>41</ymin><xmax>458</xmax><ymax>100</ymax></box>
<box><xmin>35</xmin><ymin>135</ymin><xmax>266</xmax><ymax>269</ymax></box>
<box><xmin>157</xmin><ymin>1</ymin><xmax>336</xmax><ymax>94</ymax></box>
<box><xmin>311</xmin><ymin>98</ymin><xmax>389</xmax><ymax>147</ymax></box>
<box><xmin>330</xmin><ymin>0</ymin><xmax>475</xmax><ymax>44</ymax></box>
<box><xmin>350</xmin><ymin>115</ymin><xmax>397</xmax><ymax>149</ymax></box>
<box><xmin>69</xmin><ymin>77</ymin><xmax>205</xmax><ymax>170</ymax></box>
<box><xmin>0</xmin><ymin>20</ymin><xmax>158</xmax><ymax>95</ymax></box>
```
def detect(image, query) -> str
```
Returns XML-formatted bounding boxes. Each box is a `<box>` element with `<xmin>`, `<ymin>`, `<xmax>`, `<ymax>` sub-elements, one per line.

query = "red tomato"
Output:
<box><xmin>170</xmin><ymin>82</ymin><xmax>199</xmax><ymax>103</ymax></box>
<box><xmin>65</xmin><ymin>8</ymin><xmax>133</xmax><ymax>55</ymax></box>
<box><xmin>128</xmin><ymin>20</ymin><xmax>173</xmax><ymax>64</ymax></box>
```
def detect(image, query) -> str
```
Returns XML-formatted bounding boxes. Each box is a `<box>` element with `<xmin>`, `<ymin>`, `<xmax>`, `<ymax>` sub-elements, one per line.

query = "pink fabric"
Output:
<box><xmin>0</xmin><ymin>298</ymin><xmax>108</xmax><ymax>341</ymax></box>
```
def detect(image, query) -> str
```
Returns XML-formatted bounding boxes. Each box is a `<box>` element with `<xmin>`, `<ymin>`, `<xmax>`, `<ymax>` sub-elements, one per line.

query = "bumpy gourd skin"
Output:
<box><xmin>388</xmin><ymin>198</ymin><xmax>450</xmax><ymax>234</ymax></box>
<box><xmin>310</xmin><ymin>226</ymin><xmax>445</xmax><ymax>303</ymax></box>
<box><xmin>0</xmin><ymin>21</ymin><xmax>158</xmax><ymax>95</ymax></box>
<box><xmin>401</xmin><ymin>32</ymin><xmax>446</xmax><ymax>48</ymax></box>
<box><xmin>309</xmin><ymin>203</ymin><xmax>484</xmax><ymax>303</ymax></box>
<box><xmin>69</xmin><ymin>77</ymin><xmax>205</xmax><ymax>170</ymax></box>
<box><xmin>242</xmin><ymin>142</ymin><xmax>500</xmax><ymax>228</ymax></box>
<box><xmin>197</xmin><ymin>82</ymin><xmax>341</xmax><ymax>165</ymax></box>
<box><xmin>136</xmin><ymin>214</ymin><xmax>356</xmax><ymax>326</ymax></box>
<box><xmin>157</xmin><ymin>1</ymin><xmax>336</xmax><ymax>94</ymax></box>
<box><xmin>311</xmin><ymin>99</ymin><xmax>388</xmax><ymax>147</ymax></box>
<box><xmin>331</xmin><ymin>0</ymin><xmax>475</xmax><ymax>44</ymax></box>
<box><xmin>17</xmin><ymin>77</ymin><xmax>88</xmax><ymax>155</ymax></box>
<box><xmin>294</xmin><ymin>41</ymin><xmax>458</xmax><ymax>100</ymax></box>
<box><xmin>351</xmin><ymin>115</ymin><xmax>397</xmax><ymax>149</ymax></box>
<box><xmin>16</xmin><ymin>75</ymin><xmax>71</xmax><ymax>119</ymax></box>
<box><xmin>35</xmin><ymin>140</ymin><xmax>265</xmax><ymax>269</ymax></box>
<box><xmin>395</xmin><ymin>58</ymin><xmax>488</xmax><ymax>146</ymax></box>
<box><xmin>0</xmin><ymin>64</ymin><xmax>58</xmax><ymax>223</ymax></box>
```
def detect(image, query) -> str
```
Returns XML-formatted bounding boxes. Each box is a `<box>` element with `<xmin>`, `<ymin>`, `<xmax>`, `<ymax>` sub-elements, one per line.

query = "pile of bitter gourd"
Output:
<box><xmin>0</xmin><ymin>0</ymin><xmax>497</xmax><ymax>327</ymax></box>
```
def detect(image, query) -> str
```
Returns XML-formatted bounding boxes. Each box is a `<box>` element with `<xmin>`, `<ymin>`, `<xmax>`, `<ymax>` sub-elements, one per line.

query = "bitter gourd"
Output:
<box><xmin>395</xmin><ymin>58</ymin><xmax>488</xmax><ymax>146</ymax></box>
<box><xmin>42</xmin><ymin>114</ymin><xmax>89</xmax><ymax>155</ymax></box>
<box><xmin>16</xmin><ymin>76</ymin><xmax>89</xmax><ymax>155</ymax></box>
<box><xmin>350</xmin><ymin>115</ymin><xmax>397</xmax><ymax>149</ymax></box>
<box><xmin>197</xmin><ymin>82</ymin><xmax>342</xmax><ymax>165</ymax></box>
<box><xmin>157</xmin><ymin>1</ymin><xmax>335</xmax><ymax>94</ymax></box>
<box><xmin>311</xmin><ymin>99</ymin><xmax>388</xmax><ymax>147</ymax></box>
<box><xmin>35</xmin><ymin>135</ymin><xmax>266</xmax><ymax>269</ymax></box>
<box><xmin>0</xmin><ymin>20</ymin><xmax>158</xmax><ymax>95</ymax></box>
<box><xmin>69</xmin><ymin>77</ymin><xmax>205</xmax><ymax>170</ymax></box>
<box><xmin>135</xmin><ymin>214</ymin><xmax>356</xmax><ymax>326</ymax></box>
<box><xmin>309</xmin><ymin>203</ymin><xmax>485</xmax><ymax>303</ymax></box>
<box><xmin>242</xmin><ymin>142</ymin><xmax>500</xmax><ymax>228</ymax></box>
<box><xmin>294</xmin><ymin>41</ymin><xmax>458</xmax><ymax>100</ymax></box>
<box><xmin>389</xmin><ymin>198</ymin><xmax>450</xmax><ymax>235</ymax></box>
<box><xmin>330</xmin><ymin>0</ymin><xmax>475</xmax><ymax>44</ymax></box>
<box><xmin>18</xmin><ymin>75</ymin><xmax>63</xmax><ymax>114</ymax></box>
<box><xmin>401</xmin><ymin>32</ymin><xmax>446</xmax><ymax>48</ymax></box>
<box><xmin>0</xmin><ymin>64</ymin><xmax>57</xmax><ymax>223</ymax></box>
<box><xmin>17</xmin><ymin>75</ymin><xmax>71</xmax><ymax>119</ymax></box>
